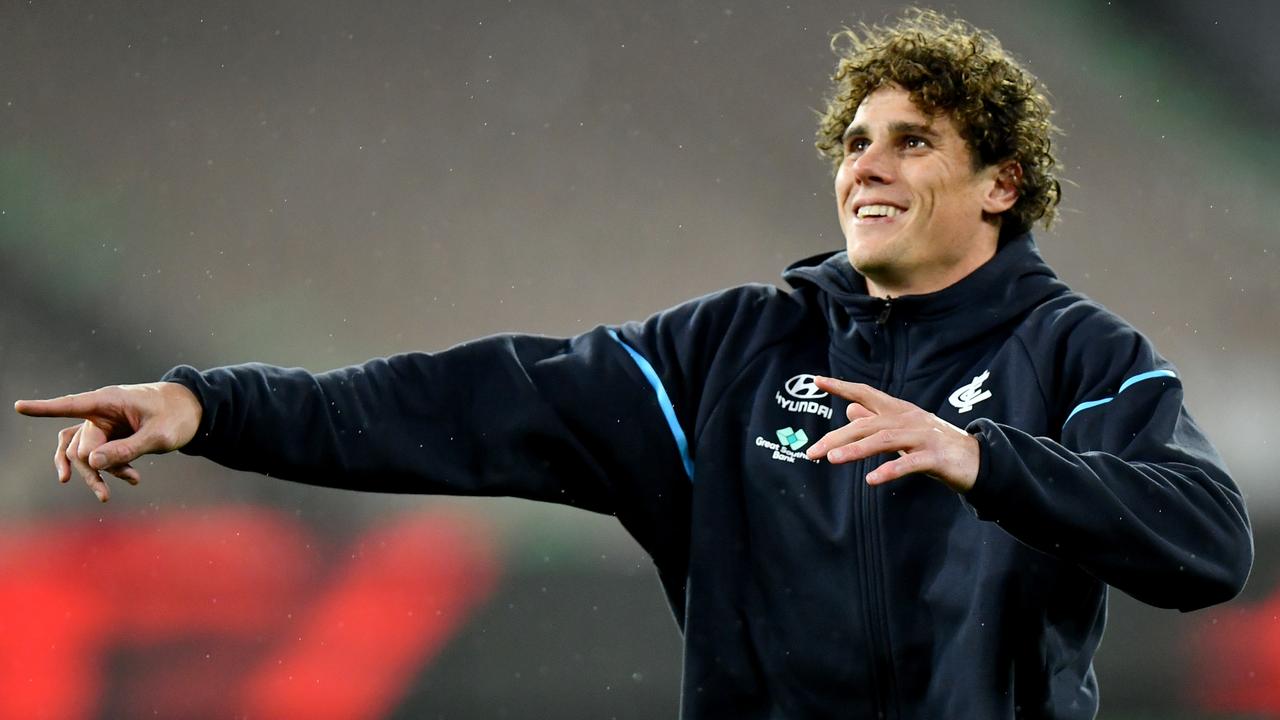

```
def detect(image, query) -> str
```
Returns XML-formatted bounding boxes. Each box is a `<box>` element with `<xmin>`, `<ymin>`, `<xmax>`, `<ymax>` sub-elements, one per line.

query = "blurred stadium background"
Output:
<box><xmin>2</xmin><ymin>1</ymin><xmax>1277</xmax><ymax>718</ymax></box>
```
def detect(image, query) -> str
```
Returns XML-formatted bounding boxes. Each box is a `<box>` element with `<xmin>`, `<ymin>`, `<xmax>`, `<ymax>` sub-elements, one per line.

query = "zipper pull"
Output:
<box><xmin>876</xmin><ymin>297</ymin><xmax>893</xmax><ymax>325</ymax></box>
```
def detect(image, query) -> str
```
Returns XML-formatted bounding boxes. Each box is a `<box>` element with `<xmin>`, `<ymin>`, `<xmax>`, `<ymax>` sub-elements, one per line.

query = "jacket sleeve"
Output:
<box><xmin>961</xmin><ymin>304</ymin><xmax>1253</xmax><ymax>611</ymax></box>
<box><xmin>161</xmin><ymin>328</ymin><xmax>689</xmax><ymax>515</ymax></box>
<box><xmin>159</xmin><ymin>284</ymin><xmax>788</xmax><ymax>520</ymax></box>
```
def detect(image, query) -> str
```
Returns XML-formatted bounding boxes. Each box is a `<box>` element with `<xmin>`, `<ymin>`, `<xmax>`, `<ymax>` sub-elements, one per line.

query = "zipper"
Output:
<box><xmin>852</xmin><ymin>455</ymin><xmax>885</xmax><ymax>717</ymax></box>
<box><xmin>858</xmin><ymin>309</ymin><xmax>901</xmax><ymax>718</ymax></box>
<box><xmin>875</xmin><ymin>297</ymin><xmax>894</xmax><ymax>325</ymax></box>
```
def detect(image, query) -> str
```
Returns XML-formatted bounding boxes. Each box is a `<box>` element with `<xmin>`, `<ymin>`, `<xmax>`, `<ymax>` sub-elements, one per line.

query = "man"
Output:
<box><xmin>14</xmin><ymin>9</ymin><xmax>1252</xmax><ymax>719</ymax></box>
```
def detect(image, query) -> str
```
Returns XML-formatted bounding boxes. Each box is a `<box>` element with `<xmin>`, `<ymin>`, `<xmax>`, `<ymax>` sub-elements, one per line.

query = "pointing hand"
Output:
<box><xmin>14</xmin><ymin>382</ymin><xmax>202</xmax><ymax>502</ymax></box>
<box><xmin>804</xmin><ymin>376</ymin><xmax>980</xmax><ymax>493</ymax></box>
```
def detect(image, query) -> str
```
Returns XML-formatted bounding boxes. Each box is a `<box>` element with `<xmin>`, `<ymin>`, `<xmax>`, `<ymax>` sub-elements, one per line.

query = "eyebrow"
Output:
<box><xmin>842</xmin><ymin>121</ymin><xmax>943</xmax><ymax>144</ymax></box>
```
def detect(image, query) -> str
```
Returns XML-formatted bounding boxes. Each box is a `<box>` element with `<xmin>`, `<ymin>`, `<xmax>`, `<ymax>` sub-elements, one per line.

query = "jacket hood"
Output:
<box><xmin>781</xmin><ymin>234</ymin><xmax>1070</xmax><ymax>374</ymax></box>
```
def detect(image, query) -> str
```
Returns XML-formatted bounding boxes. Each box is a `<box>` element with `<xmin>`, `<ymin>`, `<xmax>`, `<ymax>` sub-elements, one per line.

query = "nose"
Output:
<box><xmin>851</xmin><ymin>142</ymin><xmax>894</xmax><ymax>186</ymax></box>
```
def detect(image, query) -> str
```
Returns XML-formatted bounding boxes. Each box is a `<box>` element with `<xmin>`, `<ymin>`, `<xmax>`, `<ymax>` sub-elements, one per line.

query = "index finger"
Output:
<box><xmin>14</xmin><ymin>391</ymin><xmax>108</xmax><ymax>419</ymax></box>
<box><xmin>812</xmin><ymin>376</ymin><xmax>904</xmax><ymax>413</ymax></box>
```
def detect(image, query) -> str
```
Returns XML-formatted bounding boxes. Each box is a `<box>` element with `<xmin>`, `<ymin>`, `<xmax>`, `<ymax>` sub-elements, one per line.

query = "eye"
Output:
<box><xmin>844</xmin><ymin>137</ymin><xmax>870</xmax><ymax>155</ymax></box>
<box><xmin>903</xmin><ymin>135</ymin><xmax>929</xmax><ymax>150</ymax></box>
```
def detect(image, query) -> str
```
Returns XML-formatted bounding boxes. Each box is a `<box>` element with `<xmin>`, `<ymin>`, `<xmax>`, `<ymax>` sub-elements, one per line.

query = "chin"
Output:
<box><xmin>844</xmin><ymin>250</ymin><xmax>885</xmax><ymax>278</ymax></box>
<box><xmin>845</xmin><ymin>235</ymin><xmax>894</xmax><ymax>267</ymax></box>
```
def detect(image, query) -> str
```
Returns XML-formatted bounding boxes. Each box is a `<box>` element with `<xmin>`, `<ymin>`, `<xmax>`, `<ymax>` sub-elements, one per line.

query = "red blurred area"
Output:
<box><xmin>1192</xmin><ymin>589</ymin><xmax>1280</xmax><ymax>713</ymax></box>
<box><xmin>0</xmin><ymin>506</ymin><xmax>499</xmax><ymax>720</ymax></box>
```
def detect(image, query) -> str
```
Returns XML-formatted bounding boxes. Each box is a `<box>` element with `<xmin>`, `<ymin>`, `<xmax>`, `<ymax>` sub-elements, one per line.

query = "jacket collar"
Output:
<box><xmin>782</xmin><ymin>234</ymin><xmax>1069</xmax><ymax>370</ymax></box>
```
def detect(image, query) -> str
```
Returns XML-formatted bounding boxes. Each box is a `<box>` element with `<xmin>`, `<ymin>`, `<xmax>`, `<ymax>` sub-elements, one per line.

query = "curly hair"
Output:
<box><xmin>815</xmin><ymin>8</ymin><xmax>1062</xmax><ymax>237</ymax></box>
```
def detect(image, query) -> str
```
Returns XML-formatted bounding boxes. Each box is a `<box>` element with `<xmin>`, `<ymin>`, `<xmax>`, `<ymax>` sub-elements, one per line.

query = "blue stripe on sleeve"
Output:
<box><xmin>607</xmin><ymin>328</ymin><xmax>695</xmax><ymax>481</ymax></box>
<box><xmin>1064</xmin><ymin>369</ymin><xmax>1178</xmax><ymax>427</ymax></box>
<box><xmin>1063</xmin><ymin>397</ymin><xmax>1113</xmax><ymax>425</ymax></box>
<box><xmin>1118</xmin><ymin>369</ymin><xmax>1177</xmax><ymax>393</ymax></box>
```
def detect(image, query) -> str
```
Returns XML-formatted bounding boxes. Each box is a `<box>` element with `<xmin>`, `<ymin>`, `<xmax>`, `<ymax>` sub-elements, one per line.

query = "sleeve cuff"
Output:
<box><xmin>959</xmin><ymin>418</ymin><xmax>1006</xmax><ymax>521</ymax></box>
<box><xmin>160</xmin><ymin>364</ymin><xmax>215</xmax><ymax>457</ymax></box>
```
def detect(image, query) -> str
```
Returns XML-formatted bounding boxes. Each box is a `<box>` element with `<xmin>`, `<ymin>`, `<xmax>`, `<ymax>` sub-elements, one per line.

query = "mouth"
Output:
<box><xmin>851</xmin><ymin>202</ymin><xmax>908</xmax><ymax>224</ymax></box>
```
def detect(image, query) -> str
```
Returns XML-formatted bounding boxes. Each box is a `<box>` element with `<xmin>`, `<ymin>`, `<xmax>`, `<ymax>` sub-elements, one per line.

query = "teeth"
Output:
<box><xmin>856</xmin><ymin>204</ymin><xmax>904</xmax><ymax>219</ymax></box>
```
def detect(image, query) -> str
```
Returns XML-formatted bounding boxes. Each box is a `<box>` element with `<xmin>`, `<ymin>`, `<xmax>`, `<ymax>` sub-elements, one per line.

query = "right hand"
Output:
<box><xmin>13</xmin><ymin>382</ymin><xmax>203</xmax><ymax>502</ymax></box>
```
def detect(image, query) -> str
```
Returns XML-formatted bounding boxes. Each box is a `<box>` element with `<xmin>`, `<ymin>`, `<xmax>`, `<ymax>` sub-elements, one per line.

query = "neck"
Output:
<box><xmin>862</xmin><ymin>243</ymin><xmax>999</xmax><ymax>299</ymax></box>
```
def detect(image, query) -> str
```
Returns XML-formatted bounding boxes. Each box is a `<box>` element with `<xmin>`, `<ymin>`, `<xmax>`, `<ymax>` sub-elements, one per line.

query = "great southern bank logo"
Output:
<box><xmin>775</xmin><ymin>426</ymin><xmax>809</xmax><ymax>451</ymax></box>
<box><xmin>755</xmin><ymin>426</ymin><xmax>819</xmax><ymax>464</ymax></box>
<box><xmin>776</xmin><ymin>374</ymin><xmax>833</xmax><ymax>419</ymax></box>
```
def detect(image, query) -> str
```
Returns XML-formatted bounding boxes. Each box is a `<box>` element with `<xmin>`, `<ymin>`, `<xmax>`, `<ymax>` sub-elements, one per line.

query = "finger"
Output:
<box><xmin>89</xmin><ymin>432</ymin><xmax>157</xmax><ymax>470</ymax></box>
<box><xmin>812</xmin><ymin>377</ymin><xmax>903</xmax><ymax>414</ymax></box>
<box><xmin>55</xmin><ymin>425</ymin><xmax>79</xmax><ymax>483</ymax></box>
<box><xmin>866</xmin><ymin>450</ymin><xmax>935</xmax><ymax>485</ymax></box>
<box><xmin>68</xmin><ymin>421</ymin><xmax>111</xmax><ymax>502</ymax></box>
<box><xmin>64</xmin><ymin>424</ymin><xmax>84</xmax><ymax>480</ymax></box>
<box><xmin>14</xmin><ymin>390</ymin><xmax>111</xmax><ymax>419</ymax></box>
<box><xmin>824</xmin><ymin>428</ymin><xmax>930</xmax><ymax>465</ymax></box>
<box><xmin>103</xmin><ymin>463</ymin><xmax>141</xmax><ymax>486</ymax></box>
<box><xmin>845</xmin><ymin>402</ymin><xmax>874</xmax><ymax>422</ymax></box>
<box><xmin>807</xmin><ymin>414</ymin><xmax>899</xmax><ymax>459</ymax></box>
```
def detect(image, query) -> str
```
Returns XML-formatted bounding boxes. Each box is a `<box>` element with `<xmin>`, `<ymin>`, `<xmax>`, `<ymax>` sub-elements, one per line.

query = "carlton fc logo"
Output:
<box><xmin>949</xmin><ymin>370</ymin><xmax>993</xmax><ymax>414</ymax></box>
<box><xmin>776</xmin><ymin>374</ymin><xmax>833</xmax><ymax>419</ymax></box>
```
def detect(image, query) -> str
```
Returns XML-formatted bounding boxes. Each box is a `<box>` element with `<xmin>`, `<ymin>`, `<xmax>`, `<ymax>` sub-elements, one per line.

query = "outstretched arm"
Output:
<box><xmin>16</xmin><ymin>317</ymin><xmax>721</xmax><ymax>519</ymax></box>
<box><xmin>17</xmin><ymin>329</ymin><xmax>691</xmax><ymax>512</ymax></box>
<box><xmin>14</xmin><ymin>283</ymin><xmax>795</xmax><ymax>546</ymax></box>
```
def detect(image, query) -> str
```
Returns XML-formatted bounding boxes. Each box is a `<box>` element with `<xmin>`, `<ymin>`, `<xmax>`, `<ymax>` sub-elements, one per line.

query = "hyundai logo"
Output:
<box><xmin>784</xmin><ymin>374</ymin><xmax>828</xmax><ymax>400</ymax></box>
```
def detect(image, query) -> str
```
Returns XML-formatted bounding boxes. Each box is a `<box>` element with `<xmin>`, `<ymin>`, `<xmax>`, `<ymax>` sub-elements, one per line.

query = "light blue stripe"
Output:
<box><xmin>1064</xmin><ymin>369</ymin><xmax>1178</xmax><ymax>427</ymax></box>
<box><xmin>607</xmin><ymin>328</ymin><xmax>694</xmax><ymax>481</ymax></box>
<box><xmin>1064</xmin><ymin>397</ymin><xmax>1113</xmax><ymax>424</ymax></box>
<box><xmin>1119</xmin><ymin>369</ymin><xmax>1177</xmax><ymax>393</ymax></box>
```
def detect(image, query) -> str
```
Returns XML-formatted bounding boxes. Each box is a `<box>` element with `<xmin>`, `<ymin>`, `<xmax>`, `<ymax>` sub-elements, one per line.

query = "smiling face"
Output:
<box><xmin>835</xmin><ymin>85</ymin><xmax>1018</xmax><ymax>298</ymax></box>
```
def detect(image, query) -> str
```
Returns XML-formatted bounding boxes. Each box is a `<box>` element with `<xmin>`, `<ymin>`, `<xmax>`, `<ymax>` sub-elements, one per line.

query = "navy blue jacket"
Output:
<box><xmin>164</xmin><ymin>235</ymin><xmax>1253</xmax><ymax>719</ymax></box>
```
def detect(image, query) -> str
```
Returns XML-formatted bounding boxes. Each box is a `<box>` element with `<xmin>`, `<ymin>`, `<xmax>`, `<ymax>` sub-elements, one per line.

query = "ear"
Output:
<box><xmin>981</xmin><ymin>161</ymin><xmax>1021</xmax><ymax>214</ymax></box>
